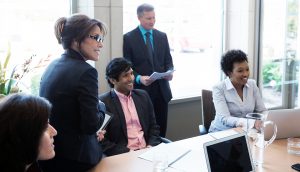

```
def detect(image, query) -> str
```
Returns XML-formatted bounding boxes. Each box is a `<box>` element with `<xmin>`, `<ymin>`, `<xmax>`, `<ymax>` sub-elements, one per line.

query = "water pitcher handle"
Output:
<box><xmin>264</xmin><ymin>120</ymin><xmax>277</xmax><ymax>147</ymax></box>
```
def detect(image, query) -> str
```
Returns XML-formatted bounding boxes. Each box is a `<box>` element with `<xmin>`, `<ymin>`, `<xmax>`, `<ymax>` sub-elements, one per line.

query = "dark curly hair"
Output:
<box><xmin>0</xmin><ymin>93</ymin><xmax>52</xmax><ymax>172</ymax></box>
<box><xmin>221</xmin><ymin>49</ymin><xmax>248</xmax><ymax>76</ymax></box>
<box><xmin>105</xmin><ymin>58</ymin><xmax>132</xmax><ymax>88</ymax></box>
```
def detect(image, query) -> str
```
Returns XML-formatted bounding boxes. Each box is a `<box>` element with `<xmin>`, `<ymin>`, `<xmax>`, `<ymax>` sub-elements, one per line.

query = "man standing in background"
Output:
<box><xmin>123</xmin><ymin>3</ymin><xmax>174</xmax><ymax>137</ymax></box>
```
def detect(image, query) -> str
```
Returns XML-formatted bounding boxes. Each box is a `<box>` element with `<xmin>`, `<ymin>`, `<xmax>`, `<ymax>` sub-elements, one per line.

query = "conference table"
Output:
<box><xmin>91</xmin><ymin>130</ymin><xmax>300</xmax><ymax>172</ymax></box>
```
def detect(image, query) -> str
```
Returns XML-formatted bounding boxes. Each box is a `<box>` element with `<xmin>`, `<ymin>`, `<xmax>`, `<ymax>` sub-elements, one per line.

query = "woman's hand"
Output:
<box><xmin>97</xmin><ymin>130</ymin><xmax>106</xmax><ymax>141</ymax></box>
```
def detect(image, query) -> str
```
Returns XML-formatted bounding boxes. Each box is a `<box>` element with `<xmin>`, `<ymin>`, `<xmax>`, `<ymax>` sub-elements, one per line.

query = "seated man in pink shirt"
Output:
<box><xmin>99</xmin><ymin>57</ymin><xmax>161</xmax><ymax>156</ymax></box>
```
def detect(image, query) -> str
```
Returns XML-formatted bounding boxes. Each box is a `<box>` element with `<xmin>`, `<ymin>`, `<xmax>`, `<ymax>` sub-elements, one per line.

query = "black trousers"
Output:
<box><xmin>147</xmin><ymin>82</ymin><xmax>169</xmax><ymax>137</ymax></box>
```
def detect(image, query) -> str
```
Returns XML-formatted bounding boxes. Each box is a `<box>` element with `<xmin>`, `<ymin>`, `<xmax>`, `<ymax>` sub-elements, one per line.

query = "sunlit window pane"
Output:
<box><xmin>123</xmin><ymin>0</ymin><xmax>224</xmax><ymax>99</ymax></box>
<box><xmin>0</xmin><ymin>0</ymin><xmax>70</xmax><ymax>95</ymax></box>
<box><xmin>260</xmin><ymin>0</ymin><xmax>300</xmax><ymax>108</ymax></box>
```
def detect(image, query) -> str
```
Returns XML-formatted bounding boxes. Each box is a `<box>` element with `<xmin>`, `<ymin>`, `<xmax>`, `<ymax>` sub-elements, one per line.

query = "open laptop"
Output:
<box><xmin>265</xmin><ymin>108</ymin><xmax>300</xmax><ymax>139</ymax></box>
<box><xmin>203</xmin><ymin>133</ymin><xmax>254</xmax><ymax>172</ymax></box>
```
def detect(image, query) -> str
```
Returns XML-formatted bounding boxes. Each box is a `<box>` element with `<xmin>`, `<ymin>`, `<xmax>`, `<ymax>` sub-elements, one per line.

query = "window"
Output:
<box><xmin>0</xmin><ymin>0</ymin><xmax>70</xmax><ymax>95</ymax></box>
<box><xmin>123</xmin><ymin>0</ymin><xmax>224</xmax><ymax>99</ymax></box>
<box><xmin>260</xmin><ymin>0</ymin><xmax>300</xmax><ymax>108</ymax></box>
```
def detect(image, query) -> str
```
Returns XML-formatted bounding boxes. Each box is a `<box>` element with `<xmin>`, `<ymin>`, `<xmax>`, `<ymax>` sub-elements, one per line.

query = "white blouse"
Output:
<box><xmin>209</xmin><ymin>78</ymin><xmax>267</xmax><ymax>132</ymax></box>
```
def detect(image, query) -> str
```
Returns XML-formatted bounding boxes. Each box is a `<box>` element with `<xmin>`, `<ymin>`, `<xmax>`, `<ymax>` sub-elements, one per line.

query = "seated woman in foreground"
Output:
<box><xmin>209</xmin><ymin>49</ymin><xmax>267</xmax><ymax>132</ymax></box>
<box><xmin>0</xmin><ymin>94</ymin><xmax>57</xmax><ymax>172</ymax></box>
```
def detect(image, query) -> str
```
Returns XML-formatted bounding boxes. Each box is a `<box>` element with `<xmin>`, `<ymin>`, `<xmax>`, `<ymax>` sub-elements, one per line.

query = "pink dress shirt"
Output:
<box><xmin>114</xmin><ymin>90</ymin><xmax>146</xmax><ymax>150</ymax></box>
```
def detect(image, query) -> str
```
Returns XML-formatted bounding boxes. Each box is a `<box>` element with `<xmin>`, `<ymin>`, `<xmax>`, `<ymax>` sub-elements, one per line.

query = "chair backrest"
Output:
<box><xmin>201</xmin><ymin>89</ymin><xmax>216</xmax><ymax>132</ymax></box>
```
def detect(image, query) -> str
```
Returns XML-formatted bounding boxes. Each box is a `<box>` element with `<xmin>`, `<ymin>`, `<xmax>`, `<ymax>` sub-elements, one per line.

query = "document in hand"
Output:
<box><xmin>149</xmin><ymin>69</ymin><xmax>175</xmax><ymax>81</ymax></box>
<box><xmin>138</xmin><ymin>143</ymin><xmax>191</xmax><ymax>167</ymax></box>
<box><xmin>97</xmin><ymin>112</ymin><xmax>113</xmax><ymax>133</ymax></box>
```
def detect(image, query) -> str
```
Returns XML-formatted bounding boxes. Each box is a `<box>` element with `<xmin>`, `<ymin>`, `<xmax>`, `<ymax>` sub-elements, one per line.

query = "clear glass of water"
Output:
<box><xmin>153</xmin><ymin>153</ymin><xmax>168</xmax><ymax>172</ymax></box>
<box><xmin>287</xmin><ymin>138</ymin><xmax>300</xmax><ymax>155</ymax></box>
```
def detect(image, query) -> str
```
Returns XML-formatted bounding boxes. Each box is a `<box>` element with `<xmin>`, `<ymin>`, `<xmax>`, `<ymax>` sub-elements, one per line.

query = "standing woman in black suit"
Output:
<box><xmin>39</xmin><ymin>14</ymin><xmax>106</xmax><ymax>172</ymax></box>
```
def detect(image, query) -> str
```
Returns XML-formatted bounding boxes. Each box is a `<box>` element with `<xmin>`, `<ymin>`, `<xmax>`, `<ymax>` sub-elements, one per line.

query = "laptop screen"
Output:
<box><xmin>204</xmin><ymin>133</ymin><xmax>253</xmax><ymax>172</ymax></box>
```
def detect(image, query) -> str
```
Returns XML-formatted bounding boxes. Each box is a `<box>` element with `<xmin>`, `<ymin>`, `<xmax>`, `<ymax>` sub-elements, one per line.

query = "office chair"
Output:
<box><xmin>199</xmin><ymin>89</ymin><xmax>216</xmax><ymax>135</ymax></box>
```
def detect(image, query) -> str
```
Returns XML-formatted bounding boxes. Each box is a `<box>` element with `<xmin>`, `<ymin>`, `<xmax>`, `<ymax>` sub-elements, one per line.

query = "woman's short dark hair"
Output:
<box><xmin>0</xmin><ymin>94</ymin><xmax>52</xmax><ymax>172</ymax></box>
<box><xmin>54</xmin><ymin>14</ymin><xmax>107</xmax><ymax>50</ymax></box>
<box><xmin>221</xmin><ymin>49</ymin><xmax>248</xmax><ymax>76</ymax></box>
<box><xmin>105</xmin><ymin>58</ymin><xmax>132</xmax><ymax>88</ymax></box>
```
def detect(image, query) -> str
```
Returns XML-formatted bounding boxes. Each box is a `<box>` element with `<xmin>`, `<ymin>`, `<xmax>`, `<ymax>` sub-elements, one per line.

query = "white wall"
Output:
<box><xmin>225</xmin><ymin>0</ymin><xmax>258</xmax><ymax>78</ymax></box>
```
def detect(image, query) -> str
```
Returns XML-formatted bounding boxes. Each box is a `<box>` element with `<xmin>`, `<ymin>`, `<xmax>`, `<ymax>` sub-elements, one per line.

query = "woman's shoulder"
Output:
<box><xmin>63</xmin><ymin>56</ymin><xmax>95</xmax><ymax>73</ymax></box>
<box><xmin>26</xmin><ymin>162</ymin><xmax>42</xmax><ymax>172</ymax></box>
<box><xmin>213</xmin><ymin>79</ymin><xmax>227</xmax><ymax>90</ymax></box>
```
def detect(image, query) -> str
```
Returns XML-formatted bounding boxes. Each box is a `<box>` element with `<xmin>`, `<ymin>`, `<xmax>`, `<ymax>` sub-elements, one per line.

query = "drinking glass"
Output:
<box><xmin>287</xmin><ymin>137</ymin><xmax>300</xmax><ymax>155</ymax></box>
<box><xmin>153</xmin><ymin>152</ymin><xmax>168</xmax><ymax>172</ymax></box>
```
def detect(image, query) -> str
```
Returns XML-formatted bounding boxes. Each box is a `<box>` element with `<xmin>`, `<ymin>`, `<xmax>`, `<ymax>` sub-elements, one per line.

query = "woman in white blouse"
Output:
<box><xmin>209</xmin><ymin>49</ymin><xmax>267</xmax><ymax>132</ymax></box>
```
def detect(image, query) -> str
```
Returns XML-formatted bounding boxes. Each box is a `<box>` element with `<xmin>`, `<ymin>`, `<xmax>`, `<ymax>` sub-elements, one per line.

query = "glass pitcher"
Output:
<box><xmin>246</xmin><ymin>112</ymin><xmax>277</xmax><ymax>166</ymax></box>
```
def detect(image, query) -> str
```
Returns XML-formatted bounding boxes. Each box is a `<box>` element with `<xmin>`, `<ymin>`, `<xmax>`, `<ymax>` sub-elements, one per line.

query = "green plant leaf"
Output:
<box><xmin>0</xmin><ymin>83</ymin><xmax>6</xmax><ymax>95</ymax></box>
<box><xmin>6</xmin><ymin>78</ymin><xmax>16</xmax><ymax>95</ymax></box>
<box><xmin>3</xmin><ymin>42</ymin><xmax>11</xmax><ymax>69</ymax></box>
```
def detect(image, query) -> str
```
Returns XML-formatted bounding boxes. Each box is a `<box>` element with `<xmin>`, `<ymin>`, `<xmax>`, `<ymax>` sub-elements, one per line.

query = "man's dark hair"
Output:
<box><xmin>221</xmin><ymin>49</ymin><xmax>248</xmax><ymax>76</ymax></box>
<box><xmin>105</xmin><ymin>58</ymin><xmax>132</xmax><ymax>88</ymax></box>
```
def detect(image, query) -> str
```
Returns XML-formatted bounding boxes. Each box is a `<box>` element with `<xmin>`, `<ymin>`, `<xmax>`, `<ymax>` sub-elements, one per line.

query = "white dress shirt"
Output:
<box><xmin>209</xmin><ymin>78</ymin><xmax>267</xmax><ymax>132</ymax></box>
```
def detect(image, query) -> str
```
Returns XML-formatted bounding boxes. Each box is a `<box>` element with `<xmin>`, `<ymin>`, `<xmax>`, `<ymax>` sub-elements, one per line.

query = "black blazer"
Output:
<box><xmin>123</xmin><ymin>27</ymin><xmax>174</xmax><ymax>102</ymax></box>
<box><xmin>99</xmin><ymin>89</ymin><xmax>161</xmax><ymax>156</ymax></box>
<box><xmin>40</xmin><ymin>49</ymin><xmax>104</xmax><ymax>164</ymax></box>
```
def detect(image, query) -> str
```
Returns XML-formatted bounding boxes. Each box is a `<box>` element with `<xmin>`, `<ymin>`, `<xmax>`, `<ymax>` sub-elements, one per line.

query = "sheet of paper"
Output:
<box><xmin>168</xmin><ymin>135</ymin><xmax>215</xmax><ymax>172</ymax></box>
<box><xmin>97</xmin><ymin>113</ymin><xmax>112</xmax><ymax>133</ymax></box>
<box><xmin>170</xmin><ymin>150</ymin><xmax>209</xmax><ymax>172</ymax></box>
<box><xmin>149</xmin><ymin>69</ymin><xmax>175</xmax><ymax>81</ymax></box>
<box><xmin>138</xmin><ymin>143</ymin><xmax>191</xmax><ymax>167</ymax></box>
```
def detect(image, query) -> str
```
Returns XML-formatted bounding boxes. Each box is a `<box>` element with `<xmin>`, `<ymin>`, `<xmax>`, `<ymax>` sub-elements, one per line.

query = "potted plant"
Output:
<box><xmin>0</xmin><ymin>43</ymin><xmax>40</xmax><ymax>98</ymax></box>
<box><xmin>0</xmin><ymin>43</ymin><xmax>17</xmax><ymax>97</ymax></box>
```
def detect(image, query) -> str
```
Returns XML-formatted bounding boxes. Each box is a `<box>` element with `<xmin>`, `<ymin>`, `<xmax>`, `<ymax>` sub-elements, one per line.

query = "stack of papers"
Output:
<box><xmin>149</xmin><ymin>69</ymin><xmax>175</xmax><ymax>81</ymax></box>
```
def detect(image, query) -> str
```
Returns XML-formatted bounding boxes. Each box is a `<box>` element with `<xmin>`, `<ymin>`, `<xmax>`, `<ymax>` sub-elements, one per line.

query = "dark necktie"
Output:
<box><xmin>145</xmin><ymin>32</ymin><xmax>154</xmax><ymax>65</ymax></box>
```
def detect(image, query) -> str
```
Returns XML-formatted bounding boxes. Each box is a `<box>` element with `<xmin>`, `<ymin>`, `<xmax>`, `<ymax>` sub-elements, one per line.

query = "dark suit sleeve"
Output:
<box><xmin>77</xmin><ymin>68</ymin><xmax>104</xmax><ymax>134</ymax></box>
<box><xmin>123</xmin><ymin>34</ymin><xmax>134</xmax><ymax>69</ymax></box>
<box><xmin>100</xmin><ymin>136</ymin><xmax>130</xmax><ymax>156</ymax></box>
<box><xmin>123</xmin><ymin>33</ymin><xmax>141</xmax><ymax>78</ymax></box>
<box><xmin>163</xmin><ymin>33</ymin><xmax>174</xmax><ymax>71</ymax></box>
<box><xmin>99</xmin><ymin>94</ymin><xmax>130</xmax><ymax>156</ymax></box>
<box><xmin>123</xmin><ymin>34</ymin><xmax>132</xmax><ymax>62</ymax></box>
